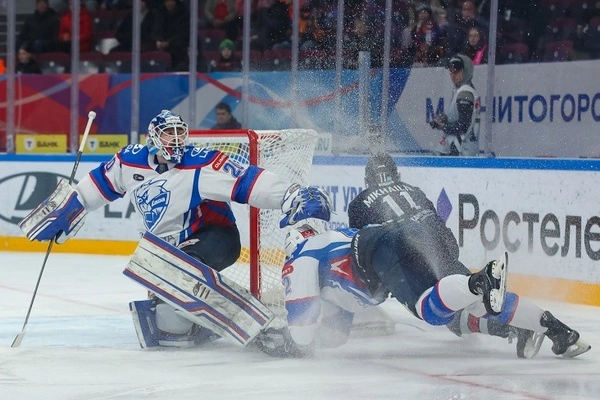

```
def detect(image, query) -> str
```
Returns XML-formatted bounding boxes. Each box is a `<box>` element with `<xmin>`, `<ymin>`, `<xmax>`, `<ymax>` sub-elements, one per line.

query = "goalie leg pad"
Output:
<box><xmin>124</xmin><ymin>232</ymin><xmax>275</xmax><ymax>346</ymax></box>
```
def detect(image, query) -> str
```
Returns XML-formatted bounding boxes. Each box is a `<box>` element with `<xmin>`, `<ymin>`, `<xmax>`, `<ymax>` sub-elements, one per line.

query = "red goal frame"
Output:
<box><xmin>188</xmin><ymin>129</ymin><xmax>262</xmax><ymax>297</ymax></box>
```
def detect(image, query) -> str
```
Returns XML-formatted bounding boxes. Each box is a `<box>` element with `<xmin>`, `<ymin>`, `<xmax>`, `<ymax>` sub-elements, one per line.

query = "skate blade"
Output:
<box><xmin>562</xmin><ymin>339</ymin><xmax>591</xmax><ymax>358</ymax></box>
<box><xmin>489</xmin><ymin>252</ymin><xmax>509</xmax><ymax>314</ymax></box>
<box><xmin>521</xmin><ymin>332</ymin><xmax>545</xmax><ymax>359</ymax></box>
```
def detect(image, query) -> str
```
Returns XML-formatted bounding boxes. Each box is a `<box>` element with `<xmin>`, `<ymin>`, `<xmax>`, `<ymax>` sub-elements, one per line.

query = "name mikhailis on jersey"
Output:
<box><xmin>361</xmin><ymin>184</ymin><xmax>409</xmax><ymax>207</ymax></box>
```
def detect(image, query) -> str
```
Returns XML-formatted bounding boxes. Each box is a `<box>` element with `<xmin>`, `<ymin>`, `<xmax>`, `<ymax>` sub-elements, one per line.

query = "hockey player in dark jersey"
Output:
<box><xmin>347</xmin><ymin>153</ymin><xmax>580</xmax><ymax>358</ymax></box>
<box><xmin>254</xmin><ymin>221</ymin><xmax>589</xmax><ymax>359</ymax></box>
<box><xmin>253</xmin><ymin>154</ymin><xmax>589</xmax><ymax>359</ymax></box>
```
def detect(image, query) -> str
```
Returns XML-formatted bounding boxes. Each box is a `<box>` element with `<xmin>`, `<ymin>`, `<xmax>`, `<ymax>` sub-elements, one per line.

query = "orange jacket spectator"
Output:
<box><xmin>58</xmin><ymin>4</ymin><xmax>93</xmax><ymax>52</ymax></box>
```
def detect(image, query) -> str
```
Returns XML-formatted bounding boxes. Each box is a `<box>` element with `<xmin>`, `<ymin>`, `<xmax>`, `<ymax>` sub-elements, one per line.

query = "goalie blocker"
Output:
<box><xmin>124</xmin><ymin>232</ymin><xmax>275</xmax><ymax>348</ymax></box>
<box><xmin>18</xmin><ymin>179</ymin><xmax>87</xmax><ymax>244</ymax></box>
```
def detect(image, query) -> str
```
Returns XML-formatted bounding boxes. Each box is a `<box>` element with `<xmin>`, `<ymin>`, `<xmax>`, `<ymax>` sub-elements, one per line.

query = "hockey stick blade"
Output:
<box><xmin>11</xmin><ymin>329</ymin><xmax>26</xmax><ymax>348</ymax></box>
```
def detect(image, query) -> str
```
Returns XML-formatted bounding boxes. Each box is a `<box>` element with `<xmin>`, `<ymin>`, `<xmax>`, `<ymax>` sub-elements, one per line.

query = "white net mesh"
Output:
<box><xmin>188</xmin><ymin>129</ymin><xmax>318</xmax><ymax>316</ymax></box>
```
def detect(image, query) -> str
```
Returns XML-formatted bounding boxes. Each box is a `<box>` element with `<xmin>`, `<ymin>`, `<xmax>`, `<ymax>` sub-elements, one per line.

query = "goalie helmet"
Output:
<box><xmin>284</xmin><ymin>223</ymin><xmax>319</xmax><ymax>258</ymax></box>
<box><xmin>364</xmin><ymin>153</ymin><xmax>399</xmax><ymax>188</ymax></box>
<box><xmin>147</xmin><ymin>110</ymin><xmax>189</xmax><ymax>164</ymax></box>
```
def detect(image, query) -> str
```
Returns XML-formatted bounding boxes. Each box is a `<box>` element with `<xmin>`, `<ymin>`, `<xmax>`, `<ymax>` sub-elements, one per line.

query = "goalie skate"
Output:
<box><xmin>124</xmin><ymin>232</ymin><xmax>275</xmax><ymax>346</ymax></box>
<box><xmin>468</xmin><ymin>252</ymin><xmax>508</xmax><ymax>316</ymax></box>
<box><xmin>129</xmin><ymin>299</ymin><xmax>219</xmax><ymax>348</ymax></box>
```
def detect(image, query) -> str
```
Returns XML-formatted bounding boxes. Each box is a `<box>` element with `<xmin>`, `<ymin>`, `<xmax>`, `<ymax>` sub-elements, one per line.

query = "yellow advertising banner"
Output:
<box><xmin>16</xmin><ymin>134</ymin><xmax>67</xmax><ymax>153</ymax></box>
<box><xmin>79</xmin><ymin>134</ymin><xmax>129</xmax><ymax>154</ymax></box>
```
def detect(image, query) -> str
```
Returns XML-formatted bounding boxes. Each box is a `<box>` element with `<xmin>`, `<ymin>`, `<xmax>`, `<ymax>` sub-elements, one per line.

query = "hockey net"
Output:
<box><xmin>188</xmin><ymin>129</ymin><xmax>318</xmax><ymax>318</ymax></box>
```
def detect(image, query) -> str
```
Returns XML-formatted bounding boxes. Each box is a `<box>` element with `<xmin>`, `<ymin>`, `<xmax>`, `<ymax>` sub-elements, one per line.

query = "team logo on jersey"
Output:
<box><xmin>122</xmin><ymin>143</ymin><xmax>145</xmax><ymax>155</ymax></box>
<box><xmin>133</xmin><ymin>179</ymin><xmax>171</xmax><ymax>231</ymax></box>
<box><xmin>329</xmin><ymin>258</ymin><xmax>350</xmax><ymax>277</ymax></box>
<box><xmin>190</xmin><ymin>147</ymin><xmax>210</xmax><ymax>158</ymax></box>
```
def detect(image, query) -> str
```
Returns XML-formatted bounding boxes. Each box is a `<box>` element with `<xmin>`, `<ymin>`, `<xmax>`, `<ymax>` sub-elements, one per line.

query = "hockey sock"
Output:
<box><xmin>417</xmin><ymin>275</ymin><xmax>478</xmax><ymax>325</ymax></box>
<box><xmin>494</xmin><ymin>295</ymin><xmax>545</xmax><ymax>333</ymax></box>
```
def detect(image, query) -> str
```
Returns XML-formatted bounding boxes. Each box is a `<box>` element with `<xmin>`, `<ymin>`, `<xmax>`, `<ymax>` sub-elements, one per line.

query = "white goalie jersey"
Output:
<box><xmin>75</xmin><ymin>144</ymin><xmax>293</xmax><ymax>245</ymax></box>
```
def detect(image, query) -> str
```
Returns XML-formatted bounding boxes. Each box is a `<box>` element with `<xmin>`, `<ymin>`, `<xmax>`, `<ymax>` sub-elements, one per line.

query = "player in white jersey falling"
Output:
<box><xmin>20</xmin><ymin>109</ymin><xmax>332</xmax><ymax>347</ymax></box>
<box><xmin>254</xmin><ymin>221</ymin><xmax>590</xmax><ymax>359</ymax></box>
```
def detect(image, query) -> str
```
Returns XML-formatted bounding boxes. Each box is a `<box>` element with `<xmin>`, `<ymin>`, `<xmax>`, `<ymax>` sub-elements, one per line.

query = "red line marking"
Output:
<box><xmin>365</xmin><ymin>361</ymin><xmax>555</xmax><ymax>400</ymax></box>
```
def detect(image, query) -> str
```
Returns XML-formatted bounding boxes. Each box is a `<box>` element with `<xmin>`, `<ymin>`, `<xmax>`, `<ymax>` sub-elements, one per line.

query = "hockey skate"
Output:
<box><xmin>540</xmin><ymin>311</ymin><xmax>591</xmax><ymax>358</ymax></box>
<box><xmin>468</xmin><ymin>252</ymin><xmax>508</xmax><ymax>316</ymax></box>
<box><xmin>484</xmin><ymin>317</ymin><xmax>545</xmax><ymax>359</ymax></box>
<box><xmin>129</xmin><ymin>299</ymin><xmax>220</xmax><ymax>348</ymax></box>
<box><xmin>509</xmin><ymin>326</ymin><xmax>545</xmax><ymax>359</ymax></box>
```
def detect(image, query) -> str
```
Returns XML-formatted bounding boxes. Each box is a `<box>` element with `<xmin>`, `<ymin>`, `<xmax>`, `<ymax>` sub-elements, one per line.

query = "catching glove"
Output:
<box><xmin>19</xmin><ymin>179</ymin><xmax>87</xmax><ymax>244</ymax></box>
<box><xmin>280</xmin><ymin>184</ymin><xmax>332</xmax><ymax>228</ymax></box>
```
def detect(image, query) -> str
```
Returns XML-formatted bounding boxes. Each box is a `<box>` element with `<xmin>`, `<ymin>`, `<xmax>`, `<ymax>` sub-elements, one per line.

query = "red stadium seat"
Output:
<box><xmin>541</xmin><ymin>0</ymin><xmax>569</xmax><ymax>21</ymax></box>
<box><xmin>199</xmin><ymin>28</ymin><xmax>227</xmax><ymax>51</ymax></box>
<box><xmin>37</xmin><ymin>52</ymin><xmax>71</xmax><ymax>74</ymax></box>
<box><xmin>103</xmin><ymin>51</ymin><xmax>132</xmax><ymax>73</ymax></box>
<box><xmin>78</xmin><ymin>51</ymin><xmax>104</xmax><ymax>74</ymax></box>
<box><xmin>141</xmin><ymin>51</ymin><xmax>172</xmax><ymax>73</ymax></box>
<box><xmin>263</xmin><ymin>49</ymin><xmax>292</xmax><ymax>71</ymax></box>
<box><xmin>544</xmin><ymin>17</ymin><xmax>577</xmax><ymax>42</ymax></box>
<box><xmin>544</xmin><ymin>41</ymin><xmax>574</xmax><ymax>61</ymax></box>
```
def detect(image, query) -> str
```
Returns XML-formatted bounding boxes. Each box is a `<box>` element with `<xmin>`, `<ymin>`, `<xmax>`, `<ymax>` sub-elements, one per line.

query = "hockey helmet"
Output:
<box><xmin>147</xmin><ymin>110</ymin><xmax>189</xmax><ymax>164</ymax></box>
<box><xmin>284</xmin><ymin>223</ymin><xmax>319</xmax><ymax>258</ymax></box>
<box><xmin>364</xmin><ymin>153</ymin><xmax>399</xmax><ymax>188</ymax></box>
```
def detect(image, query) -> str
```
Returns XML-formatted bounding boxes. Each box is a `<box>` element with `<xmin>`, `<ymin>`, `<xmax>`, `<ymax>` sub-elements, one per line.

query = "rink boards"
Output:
<box><xmin>0</xmin><ymin>154</ymin><xmax>599</xmax><ymax>306</ymax></box>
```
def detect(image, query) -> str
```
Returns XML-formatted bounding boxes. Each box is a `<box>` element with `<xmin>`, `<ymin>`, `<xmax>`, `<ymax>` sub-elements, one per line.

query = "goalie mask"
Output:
<box><xmin>147</xmin><ymin>110</ymin><xmax>189</xmax><ymax>164</ymax></box>
<box><xmin>365</xmin><ymin>153</ymin><xmax>399</xmax><ymax>188</ymax></box>
<box><xmin>284</xmin><ymin>223</ymin><xmax>319</xmax><ymax>258</ymax></box>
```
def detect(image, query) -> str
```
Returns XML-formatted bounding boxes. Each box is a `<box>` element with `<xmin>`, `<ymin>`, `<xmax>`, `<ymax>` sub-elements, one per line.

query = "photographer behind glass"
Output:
<box><xmin>430</xmin><ymin>54</ymin><xmax>481</xmax><ymax>156</ymax></box>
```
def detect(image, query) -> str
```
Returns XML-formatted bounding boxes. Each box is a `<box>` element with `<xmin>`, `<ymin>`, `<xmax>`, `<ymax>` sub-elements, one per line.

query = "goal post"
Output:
<box><xmin>188</xmin><ymin>128</ymin><xmax>319</xmax><ymax>311</ymax></box>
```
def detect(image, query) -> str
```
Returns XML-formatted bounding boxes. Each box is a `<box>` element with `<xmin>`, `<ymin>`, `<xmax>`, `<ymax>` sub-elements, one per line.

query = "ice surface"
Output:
<box><xmin>1</xmin><ymin>252</ymin><xmax>598</xmax><ymax>400</ymax></box>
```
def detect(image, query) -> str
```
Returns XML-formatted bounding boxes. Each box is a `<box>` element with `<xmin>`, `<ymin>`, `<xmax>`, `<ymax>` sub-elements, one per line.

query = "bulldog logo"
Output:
<box><xmin>134</xmin><ymin>179</ymin><xmax>171</xmax><ymax>231</ymax></box>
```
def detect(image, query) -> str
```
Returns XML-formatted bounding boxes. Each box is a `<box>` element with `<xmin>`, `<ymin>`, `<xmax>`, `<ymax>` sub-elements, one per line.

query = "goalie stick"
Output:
<box><xmin>11</xmin><ymin>111</ymin><xmax>97</xmax><ymax>348</ymax></box>
<box><xmin>123</xmin><ymin>231</ymin><xmax>275</xmax><ymax>346</ymax></box>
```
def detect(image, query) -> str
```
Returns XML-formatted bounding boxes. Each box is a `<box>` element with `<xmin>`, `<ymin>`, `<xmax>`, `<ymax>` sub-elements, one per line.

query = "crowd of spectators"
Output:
<box><xmin>13</xmin><ymin>0</ymin><xmax>600</xmax><ymax>74</ymax></box>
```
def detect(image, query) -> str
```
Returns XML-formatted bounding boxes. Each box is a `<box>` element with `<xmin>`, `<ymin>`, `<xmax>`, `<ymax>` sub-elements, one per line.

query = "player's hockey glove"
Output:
<box><xmin>280</xmin><ymin>184</ymin><xmax>332</xmax><ymax>228</ymax></box>
<box><xmin>429</xmin><ymin>113</ymin><xmax>448</xmax><ymax>130</ymax></box>
<box><xmin>253</xmin><ymin>327</ymin><xmax>314</xmax><ymax>358</ymax></box>
<box><xmin>18</xmin><ymin>179</ymin><xmax>87</xmax><ymax>244</ymax></box>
